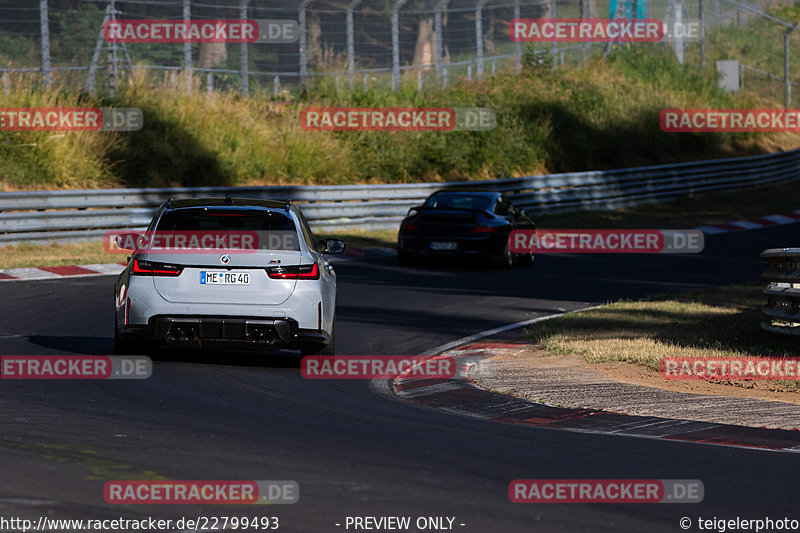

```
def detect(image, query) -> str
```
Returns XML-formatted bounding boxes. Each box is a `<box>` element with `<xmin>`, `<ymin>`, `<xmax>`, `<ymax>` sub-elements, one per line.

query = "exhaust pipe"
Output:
<box><xmin>167</xmin><ymin>324</ymin><xmax>199</xmax><ymax>343</ymax></box>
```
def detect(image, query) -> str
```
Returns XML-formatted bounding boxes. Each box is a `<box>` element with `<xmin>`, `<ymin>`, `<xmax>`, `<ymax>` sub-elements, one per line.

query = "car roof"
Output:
<box><xmin>165</xmin><ymin>197</ymin><xmax>292</xmax><ymax>210</ymax></box>
<box><xmin>428</xmin><ymin>190</ymin><xmax>501</xmax><ymax>199</ymax></box>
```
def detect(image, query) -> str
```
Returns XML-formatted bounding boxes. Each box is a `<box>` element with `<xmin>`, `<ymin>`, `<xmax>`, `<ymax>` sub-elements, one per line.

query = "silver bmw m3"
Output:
<box><xmin>113</xmin><ymin>197</ymin><xmax>345</xmax><ymax>356</ymax></box>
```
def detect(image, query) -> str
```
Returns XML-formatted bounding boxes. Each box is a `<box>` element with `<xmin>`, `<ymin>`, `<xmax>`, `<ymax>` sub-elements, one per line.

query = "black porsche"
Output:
<box><xmin>397</xmin><ymin>190</ymin><xmax>536</xmax><ymax>268</ymax></box>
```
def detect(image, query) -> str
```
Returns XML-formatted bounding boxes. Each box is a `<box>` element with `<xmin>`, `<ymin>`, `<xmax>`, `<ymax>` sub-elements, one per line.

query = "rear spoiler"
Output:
<box><xmin>417</xmin><ymin>206</ymin><xmax>490</xmax><ymax>220</ymax></box>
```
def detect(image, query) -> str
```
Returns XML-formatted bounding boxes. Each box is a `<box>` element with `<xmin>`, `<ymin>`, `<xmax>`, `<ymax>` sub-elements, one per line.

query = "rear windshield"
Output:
<box><xmin>154</xmin><ymin>208</ymin><xmax>300</xmax><ymax>250</ymax></box>
<box><xmin>423</xmin><ymin>194</ymin><xmax>492</xmax><ymax>211</ymax></box>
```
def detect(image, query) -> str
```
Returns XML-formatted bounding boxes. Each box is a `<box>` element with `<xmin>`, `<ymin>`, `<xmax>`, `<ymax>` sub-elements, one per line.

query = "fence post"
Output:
<box><xmin>207</xmin><ymin>72</ymin><xmax>214</xmax><ymax>95</ymax></box>
<box><xmin>699</xmin><ymin>0</ymin><xmax>705</xmax><ymax>68</ymax></box>
<box><xmin>299</xmin><ymin>0</ymin><xmax>313</xmax><ymax>87</ymax></box>
<box><xmin>475</xmin><ymin>0</ymin><xmax>489</xmax><ymax>80</ymax></box>
<box><xmin>363</xmin><ymin>73</ymin><xmax>368</xmax><ymax>90</ymax></box>
<box><xmin>240</xmin><ymin>0</ymin><xmax>249</xmax><ymax>96</ymax></box>
<box><xmin>3</xmin><ymin>72</ymin><xmax>9</xmax><ymax>94</ymax></box>
<box><xmin>672</xmin><ymin>0</ymin><xmax>685</xmax><ymax>64</ymax></box>
<box><xmin>108</xmin><ymin>0</ymin><xmax>118</xmax><ymax>94</ymax></box>
<box><xmin>86</xmin><ymin>3</ymin><xmax>112</xmax><ymax>95</ymax></box>
<box><xmin>785</xmin><ymin>24</ymin><xmax>797</xmax><ymax>108</ymax></box>
<box><xmin>347</xmin><ymin>0</ymin><xmax>363</xmax><ymax>89</ymax></box>
<box><xmin>467</xmin><ymin>64</ymin><xmax>472</xmax><ymax>80</ymax></box>
<box><xmin>514</xmin><ymin>0</ymin><xmax>521</xmax><ymax>73</ymax></box>
<box><xmin>39</xmin><ymin>0</ymin><xmax>52</xmax><ymax>89</ymax></box>
<box><xmin>435</xmin><ymin>0</ymin><xmax>450</xmax><ymax>84</ymax></box>
<box><xmin>274</xmin><ymin>75</ymin><xmax>281</xmax><ymax>96</ymax></box>
<box><xmin>392</xmin><ymin>0</ymin><xmax>410</xmax><ymax>90</ymax></box>
<box><xmin>183</xmin><ymin>0</ymin><xmax>192</xmax><ymax>94</ymax></box>
<box><xmin>550</xmin><ymin>0</ymin><xmax>557</xmax><ymax>70</ymax></box>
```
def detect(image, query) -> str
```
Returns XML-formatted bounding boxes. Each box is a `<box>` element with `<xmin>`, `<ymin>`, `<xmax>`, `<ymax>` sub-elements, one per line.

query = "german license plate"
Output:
<box><xmin>430</xmin><ymin>241</ymin><xmax>458</xmax><ymax>251</ymax></box>
<box><xmin>200</xmin><ymin>271</ymin><xmax>250</xmax><ymax>285</ymax></box>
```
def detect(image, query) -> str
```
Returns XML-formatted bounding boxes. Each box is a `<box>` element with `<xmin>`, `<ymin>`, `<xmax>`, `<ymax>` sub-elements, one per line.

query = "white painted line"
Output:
<box><xmin>730</xmin><ymin>220</ymin><xmax>763</xmax><ymax>230</ymax></box>
<box><xmin>396</xmin><ymin>381</ymin><xmax>465</xmax><ymax>398</ymax></box>
<box><xmin>764</xmin><ymin>214</ymin><xmax>797</xmax><ymax>225</ymax></box>
<box><xmin>83</xmin><ymin>262</ymin><xmax>127</xmax><ymax>274</ymax></box>
<box><xmin>0</xmin><ymin>268</ymin><xmax>61</xmax><ymax>280</ymax></box>
<box><xmin>419</xmin><ymin>306</ymin><xmax>602</xmax><ymax>356</ymax></box>
<box><xmin>695</xmin><ymin>225</ymin><xmax>728</xmax><ymax>234</ymax></box>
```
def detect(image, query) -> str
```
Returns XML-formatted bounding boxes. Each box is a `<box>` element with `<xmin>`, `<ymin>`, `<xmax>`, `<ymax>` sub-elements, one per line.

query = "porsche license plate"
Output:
<box><xmin>430</xmin><ymin>241</ymin><xmax>458</xmax><ymax>251</ymax></box>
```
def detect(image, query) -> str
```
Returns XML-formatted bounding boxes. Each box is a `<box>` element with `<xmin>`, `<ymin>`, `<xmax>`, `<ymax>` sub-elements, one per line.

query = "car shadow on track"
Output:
<box><xmin>25</xmin><ymin>334</ymin><xmax>302</xmax><ymax>369</ymax></box>
<box><xmin>148</xmin><ymin>347</ymin><xmax>302</xmax><ymax>369</ymax></box>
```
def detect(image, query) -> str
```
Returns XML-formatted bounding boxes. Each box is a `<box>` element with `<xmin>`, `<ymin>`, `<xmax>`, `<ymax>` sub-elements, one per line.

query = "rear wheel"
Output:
<box><xmin>517</xmin><ymin>251</ymin><xmax>535</xmax><ymax>266</ymax></box>
<box><xmin>490</xmin><ymin>241</ymin><xmax>514</xmax><ymax>269</ymax></box>
<box><xmin>114</xmin><ymin>319</ymin><xmax>156</xmax><ymax>356</ymax></box>
<box><xmin>301</xmin><ymin>318</ymin><xmax>336</xmax><ymax>356</ymax></box>
<box><xmin>397</xmin><ymin>248</ymin><xmax>418</xmax><ymax>266</ymax></box>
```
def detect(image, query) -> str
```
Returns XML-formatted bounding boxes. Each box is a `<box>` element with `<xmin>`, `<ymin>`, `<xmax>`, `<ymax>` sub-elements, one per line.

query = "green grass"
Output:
<box><xmin>1</xmin><ymin>45</ymin><xmax>797</xmax><ymax>191</ymax></box>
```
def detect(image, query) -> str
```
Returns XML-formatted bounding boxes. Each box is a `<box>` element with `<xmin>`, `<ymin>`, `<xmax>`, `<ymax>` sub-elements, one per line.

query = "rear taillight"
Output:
<box><xmin>131</xmin><ymin>258</ymin><xmax>183</xmax><ymax>276</ymax></box>
<box><xmin>470</xmin><ymin>226</ymin><xmax>500</xmax><ymax>233</ymax></box>
<box><xmin>267</xmin><ymin>263</ymin><xmax>320</xmax><ymax>280</ymax></box>
<box><xmin>402</xmin><ymin>224</ymin><xmax>419</xmax><ymax>231</ymax></box>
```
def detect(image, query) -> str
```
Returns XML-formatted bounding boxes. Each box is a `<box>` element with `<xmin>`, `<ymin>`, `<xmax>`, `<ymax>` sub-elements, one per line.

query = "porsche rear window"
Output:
<box><xmin>423</xmin><ymin>194</ymin><xmax>492</xmax><ymax>211</ymax></box>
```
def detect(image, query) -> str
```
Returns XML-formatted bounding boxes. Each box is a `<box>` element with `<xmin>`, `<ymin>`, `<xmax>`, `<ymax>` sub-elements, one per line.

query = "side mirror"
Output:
<box><xmin>407</xmin><ymin>207</ymin><xmax>420</xmax><ymax>217</ymax></box>
<box><xmin>114</xmin><ymin>231</ymin><xmax>146</xmax><ymax>251</ymax></box>
<box><xmin>319</xmin><ymin>238</ymin><xmax>346</xmax><ymax>254</ymax></box>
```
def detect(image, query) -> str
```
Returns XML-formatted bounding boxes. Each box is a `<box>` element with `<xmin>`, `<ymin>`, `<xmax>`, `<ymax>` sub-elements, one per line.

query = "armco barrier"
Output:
<box><xmin>761</xmin><ymin>248</ymin><xmax>800</xmax><ymax>335</ymax></box>
<box><xmin>2</xmin><ymin>148</ymin><xmax>800</xmax><ymax>245</ymax></box>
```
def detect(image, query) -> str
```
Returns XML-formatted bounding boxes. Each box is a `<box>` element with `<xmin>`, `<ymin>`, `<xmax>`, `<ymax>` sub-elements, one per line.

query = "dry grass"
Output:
<box><xmin>525</xmin><ymin>284</ymin><xmax>800</xmax><ymax>386</ymax></box>
<box><xmin>0</xmin><ymin>241</ymin><xmax>117</xmax><ymax>269</ymax></box>
<box><xmin>535</xmin><ymin>180</ymin><xmax>800</xmax><ymax>229</ymax></box>
<box><xmin>0</xmin><ymin>230</ymin><xmax>398</xmax><ymax>270</ymax></box>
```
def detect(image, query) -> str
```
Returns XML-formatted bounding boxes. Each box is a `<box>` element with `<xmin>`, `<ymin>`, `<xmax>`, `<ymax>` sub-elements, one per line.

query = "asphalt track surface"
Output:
<box><xmin>0</xmin><ymin>225</ymin><xmax>798</xmax><ymax>532</ymax></box>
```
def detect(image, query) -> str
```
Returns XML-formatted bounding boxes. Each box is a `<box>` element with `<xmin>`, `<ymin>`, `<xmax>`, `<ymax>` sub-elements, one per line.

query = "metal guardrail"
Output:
<box><xmin>761</xmin><ymin>248</ymin><xmax>800</xmax><ymax>335</ymax></box>
<box><xmin>2</xmin><ymin>147</ymin><xmax>800</xmax><ymax>245</ymax></box>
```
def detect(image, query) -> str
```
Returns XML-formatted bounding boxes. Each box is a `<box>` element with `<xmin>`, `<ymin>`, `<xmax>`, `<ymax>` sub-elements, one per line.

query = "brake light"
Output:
<box><xmin>267</xmin><ymin>263</ymin><xmax>320</xmax><ymax>280</ymax></box>
<box><xmin>131</xmin><ymin>258</ymin><xmax>183</xmax><ymax>276</ymax></box>
<box><xmin>402</xmin><ymin>224</ymin><xmax>419</xmax><ymax>231</ymax></box>
<box><xmin>470</xmin><ymin>226</ymin><xmax>500</xmax><ymax>233</ymax></box>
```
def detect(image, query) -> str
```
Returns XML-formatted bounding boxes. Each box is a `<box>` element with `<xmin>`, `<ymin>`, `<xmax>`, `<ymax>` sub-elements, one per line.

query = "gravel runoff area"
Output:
<box><xmin>468</xmin><ymin>346</ymin><xmax>800</xmax><ymax>430</ymax></box>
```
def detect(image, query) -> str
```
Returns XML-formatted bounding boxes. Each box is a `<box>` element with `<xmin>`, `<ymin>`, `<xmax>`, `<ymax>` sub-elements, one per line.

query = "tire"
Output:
<box><xmin>490</xmin><ymin>241</ymin><xmax>514</xmax><ymax>269</ymax></box>
<box><xmin>397</xmin><ymin>248</ymin><xmax>417</xmax><ymax>266</ymax></box>
<box><xmin>517</xmin><ymin>251</ymin><xmax>535</xmax><ymax>266</ymax></box>
<box><xmin>301</xmin><ymin>318</ymin><xmax>336</xmax><ymax>356</ymax></box>
<box><xmin>114</xmin><ymin>319</ymin><xmax>156</xmax><ymax>356</ymax></box>
<box><xmin>114</xmin><ymin>319</ymin><xmax>136</xmax><ymax>355</ymax></box>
